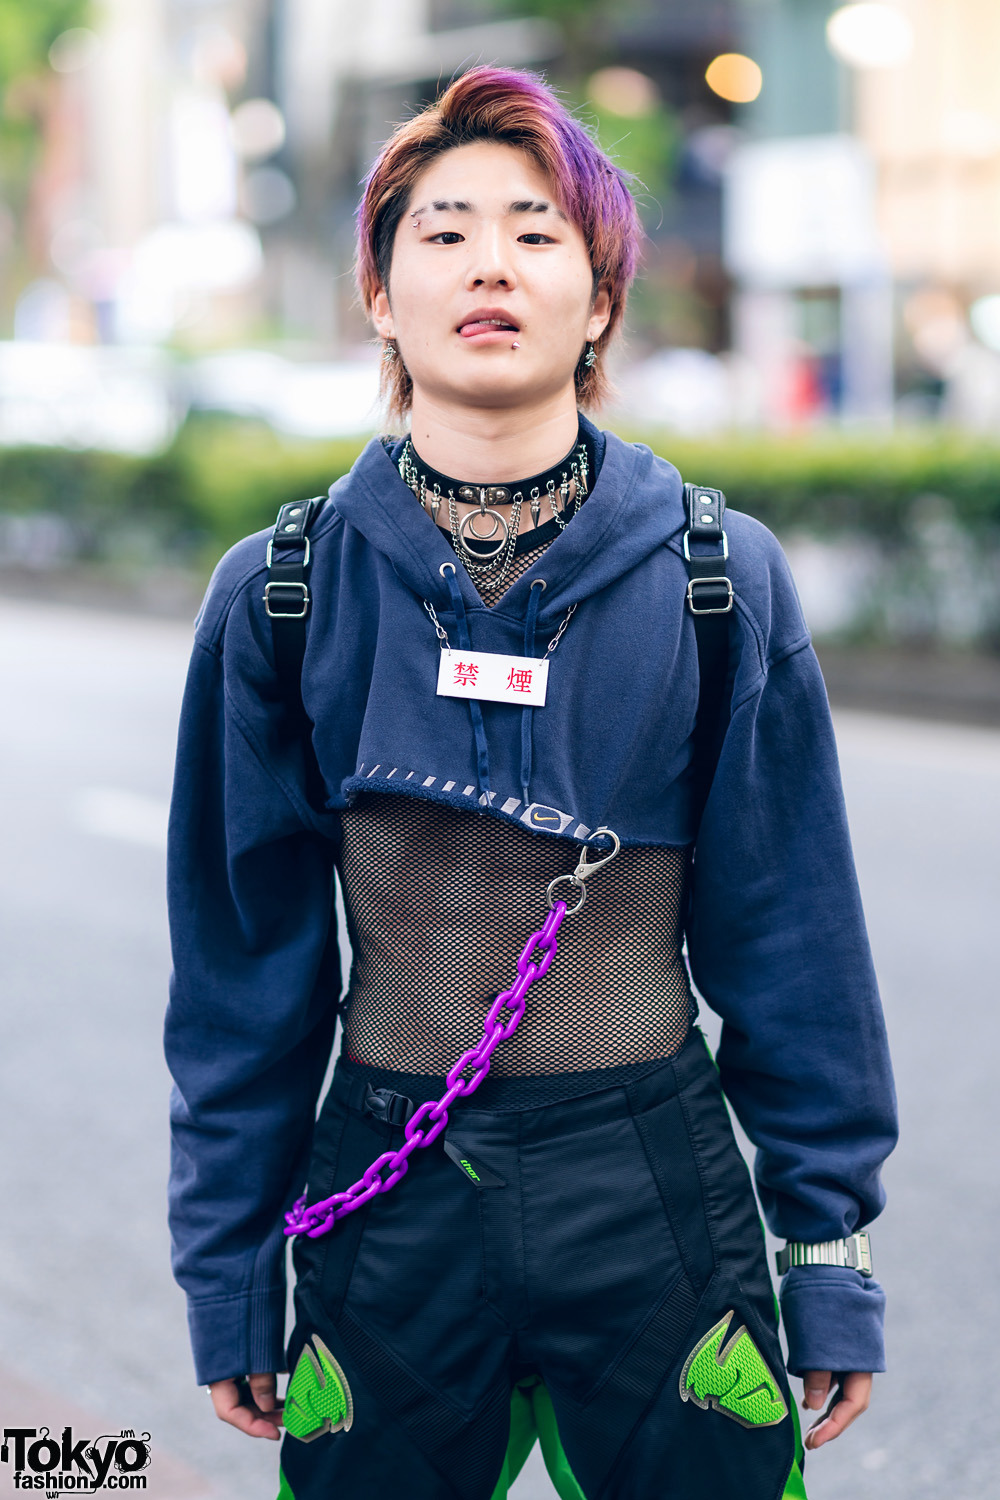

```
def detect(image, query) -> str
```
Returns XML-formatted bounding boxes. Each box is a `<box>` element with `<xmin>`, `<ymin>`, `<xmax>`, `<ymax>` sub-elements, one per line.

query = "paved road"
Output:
<box><xmin>0</xmin><ymin>598</ymin><xmax>996</xmax><ymax>1500</ymax></box>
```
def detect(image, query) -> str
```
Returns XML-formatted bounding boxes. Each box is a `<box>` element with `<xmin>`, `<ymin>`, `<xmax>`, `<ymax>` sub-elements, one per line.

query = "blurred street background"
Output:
<box><xmin>2</xmin><ymin>0</ymin><xmax>1000</xmax><ymax>694</ymax></box>
<box><xmin>1</xmin><ymin>0</ymin><xmax>1000</xmax><ymax>1496</ymax></box>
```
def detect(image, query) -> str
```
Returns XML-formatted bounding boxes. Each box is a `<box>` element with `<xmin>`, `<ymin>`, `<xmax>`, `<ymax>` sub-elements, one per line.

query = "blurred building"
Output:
<box><xmin>724</xmin><ymin>0</ymin><xmax>1000</xmax><ymax>430</ymax></box>
<box><xmin>10</xmin><ymin>0</ymin><xmax>1000</xmax><ymax>436</ymax></box>
<box><xmin>853</xmin><ymin>0</ymin><xmax>1000</xmax><ymax>427</ymax></box>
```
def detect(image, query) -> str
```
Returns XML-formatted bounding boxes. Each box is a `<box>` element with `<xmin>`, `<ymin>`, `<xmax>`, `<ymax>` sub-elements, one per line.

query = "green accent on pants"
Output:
<box><xmin>784</xmin><ymin>1391</ymin><xmax>809</xmax><ymax>1500</ymax></box>
<box><xmin>276</xmin><ymin>1466</ymin><xmax>297</xmax><ymax>1500</ymax></box>
<box><xmin>489</xmin><ymin>1377</ymin><xmax>586</xmax><ymax>1500</ymax></box>
<box><xmin>487</xmin><ymin>1377</ymin><xmax>807</xmax><ymax>1499</ymax></box>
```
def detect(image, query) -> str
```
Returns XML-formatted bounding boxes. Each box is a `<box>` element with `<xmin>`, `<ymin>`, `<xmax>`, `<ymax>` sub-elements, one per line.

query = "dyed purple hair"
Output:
<box><xmin>355</xmin><ymin>66</ymin><xmax>642</xmax><ymax>417</ymax></box>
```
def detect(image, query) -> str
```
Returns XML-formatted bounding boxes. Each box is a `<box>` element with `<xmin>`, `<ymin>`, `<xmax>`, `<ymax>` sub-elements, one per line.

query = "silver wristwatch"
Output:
<box><xmin>775</xmin><ymin>1230</ymin><xmax>873</xmax><ymax>1277</ymax></box>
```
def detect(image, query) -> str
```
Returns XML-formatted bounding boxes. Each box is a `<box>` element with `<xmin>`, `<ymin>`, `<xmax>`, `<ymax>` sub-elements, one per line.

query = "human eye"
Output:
<box><xmin>428</xmin><ymin>231</ymin><xmax>465</xmax><ymax>245</ymax></box>
<box><xmin>518</xmin><ymin>232</ymin><xmax>556</xmax><ymax>245</ymax></box>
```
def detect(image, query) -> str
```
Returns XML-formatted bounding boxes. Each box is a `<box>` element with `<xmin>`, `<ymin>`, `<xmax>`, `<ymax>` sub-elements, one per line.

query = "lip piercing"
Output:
<box><xmin>511</xmin><ymin>341</ymin><xmax>520</xmax><ymax>349</ymax></box>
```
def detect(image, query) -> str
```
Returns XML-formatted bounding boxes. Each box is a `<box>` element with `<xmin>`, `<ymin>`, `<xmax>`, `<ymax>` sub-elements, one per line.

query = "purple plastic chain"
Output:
<box><xmin>284</xmin><ymin>827</ymin><xmax>620</xmax><ymax>1240</ymax></box>
<box><xmin>284</xmin><ymin>902</ymin><xmax>566</xmax><ymax>1238</ymax></box>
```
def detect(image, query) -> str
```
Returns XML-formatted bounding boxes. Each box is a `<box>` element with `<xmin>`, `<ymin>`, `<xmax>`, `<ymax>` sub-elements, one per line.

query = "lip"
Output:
<box><xmin>457</xmin><ymin>307</ymin><xmax>521</xmax><ymax>339</ymax></box>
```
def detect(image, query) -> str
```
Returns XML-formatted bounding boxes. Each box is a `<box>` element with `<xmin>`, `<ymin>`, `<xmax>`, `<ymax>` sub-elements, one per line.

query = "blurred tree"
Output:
<box><xmin>489</xmin><ymin>0</ymin><xmax>619</xmax><ymax>83</ymax></box>
<box><xmin>0</xmin><ymin>0</ymin><xmax>87</xmax><ymax>84</ymax></box>
<box><xmin>0</xmin><ymin>0</ymin><xmax>90</xmax><ymax>307</ymax></box>
<box><xmin>486</xmin><ymin>0</ymin><xmax>676</xmax><ymax>226</ymax></box>
<box><xmin>584</xmin><ymin>89</ymin><xmax>677</xmax><ymax>231</ymax></box>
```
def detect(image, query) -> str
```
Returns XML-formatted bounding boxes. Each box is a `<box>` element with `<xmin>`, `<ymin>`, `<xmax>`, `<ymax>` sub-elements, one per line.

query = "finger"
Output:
<box><xmin>247</xmin><ymin>1372</ymin><xmax>283</xmax><ymax>1415</ymax></box>
<box><xmin>804</xmin><ymin>1372</ymin><xmax>872</xmax><ymax>1450</ymax></box>
<box><xmin>801</xmin><ymin>1370</ymin><xmax>832</xmax><ymax>1411</ymax></box>
<box><xmin>209</xmin><ymin>1379</ymin><xmax>283</xmax><ymax>1440</ymax></box>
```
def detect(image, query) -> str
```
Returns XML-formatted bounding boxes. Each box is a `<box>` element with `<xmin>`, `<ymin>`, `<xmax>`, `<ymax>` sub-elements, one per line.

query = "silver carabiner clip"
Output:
<box><xmin>546</xmin><ymin>827</ymin><xmax>620</xmax><ymax>915</ymax></box>
<box><xmin>571</xmin><ymin>826</ymin><xmax>621</xmax><ymax>884</ymax></box>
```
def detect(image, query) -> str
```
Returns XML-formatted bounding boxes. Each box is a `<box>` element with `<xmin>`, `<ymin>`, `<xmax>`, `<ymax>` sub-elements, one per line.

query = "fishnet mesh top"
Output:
<box><xmin>338</xmin><ymin>454</ymin><xmax>695</xmax><ymax>1107</ymax></box>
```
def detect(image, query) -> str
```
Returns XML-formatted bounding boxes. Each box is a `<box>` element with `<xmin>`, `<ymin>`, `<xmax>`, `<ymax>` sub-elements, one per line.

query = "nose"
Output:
<box><xmin>465</xmin><ymin>223</ymin><xmax>517</xmax><ymax>292</ymax></box>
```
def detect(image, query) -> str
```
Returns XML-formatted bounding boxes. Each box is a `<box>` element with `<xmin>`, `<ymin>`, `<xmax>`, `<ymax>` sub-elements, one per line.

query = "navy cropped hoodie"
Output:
<box><xmin>165</xmin><ymin>420</ymin><xmax>897</xmax><ymax>1387</ymax></box>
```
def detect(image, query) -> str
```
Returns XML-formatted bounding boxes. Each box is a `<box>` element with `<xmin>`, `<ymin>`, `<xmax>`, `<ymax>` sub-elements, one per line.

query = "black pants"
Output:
<box><xmin>282</xmin><ymin>1031</ymin><xmax>802</xmax><ymax>1500</ymax></box>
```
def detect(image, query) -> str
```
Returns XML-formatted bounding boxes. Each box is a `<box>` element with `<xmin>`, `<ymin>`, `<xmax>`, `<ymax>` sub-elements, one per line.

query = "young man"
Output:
<box><xmin>165</xmin><ymin>67</ymin><xmax>896</xmax><ymax>1500</ymax></box>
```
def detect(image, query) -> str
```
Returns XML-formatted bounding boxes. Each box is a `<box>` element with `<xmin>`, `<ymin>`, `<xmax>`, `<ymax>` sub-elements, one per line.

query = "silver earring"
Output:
<box><xmin>583</xmin><ymin>342</ymin><xmax>596</xmax><ymax>368</ymax></box>
<box><xmin>383</xmin><ymin>342</ymin><xmax>397</xmax><ymax>363</ymax></box>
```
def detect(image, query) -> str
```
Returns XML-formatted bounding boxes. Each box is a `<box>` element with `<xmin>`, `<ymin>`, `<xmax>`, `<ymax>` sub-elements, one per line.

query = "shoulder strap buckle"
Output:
<box><xmin>264</xmin><ymin>580</ymin><xmax>311</xmax><ymax>619</ymax></box>
<box><xmin>683</xmin><ymin>483</ymin><xmax>732</xmax><ymax>617</ymax></box>
<box><xmin>686</xmin><ymin>576</ymin><xmax>734</xmax><ymax>615</ymax></box>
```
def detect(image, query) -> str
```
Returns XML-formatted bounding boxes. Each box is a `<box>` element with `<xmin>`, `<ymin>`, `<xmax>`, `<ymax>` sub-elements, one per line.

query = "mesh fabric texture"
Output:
<box><xmin>339</xmin><ymin>793</ymin><xmax>694</xmax><ymax>1094</ymax></box>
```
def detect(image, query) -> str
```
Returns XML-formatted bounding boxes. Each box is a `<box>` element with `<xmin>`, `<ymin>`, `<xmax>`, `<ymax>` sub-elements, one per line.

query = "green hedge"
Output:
<box><xmin>2</xmin><ymin>419</ymin><xmax>1000</xmax><ymax>563</ymax></box>
<box><xmin>632</xmin><ymin>430</ymin><xmax>1000</xmax><ymax>540</ymax></box>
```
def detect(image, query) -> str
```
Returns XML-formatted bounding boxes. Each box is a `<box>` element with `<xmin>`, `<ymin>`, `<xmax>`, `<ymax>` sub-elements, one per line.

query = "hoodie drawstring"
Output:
<box><xmin>520</xmin><ymin>578</ymin><xmax>545</xmax><ymax>805</ymax></box>
<box><xmin>443</xmin><ymin>566</ymin><xmax>492</xmax><ymax>803</ymax></box>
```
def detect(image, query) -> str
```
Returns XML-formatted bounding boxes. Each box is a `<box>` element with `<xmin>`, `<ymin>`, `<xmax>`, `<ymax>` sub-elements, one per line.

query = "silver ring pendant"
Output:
<box><xmin>458</xmin><ymin>506</ymin><xmax>508</xmax><ymax>561</ymax></box>
<box><xmin>466</xmin><ymin>508</ymin><xmax>501</xmax><ymax>542</ymax></box>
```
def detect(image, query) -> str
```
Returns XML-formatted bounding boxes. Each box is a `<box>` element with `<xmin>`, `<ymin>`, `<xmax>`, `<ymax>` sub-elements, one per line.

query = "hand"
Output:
<box><xmin>208</xmin><ymin>1373</ymin><xmax>284</xmax><ymax>1440</ymax></box>
<box><xmin>801</xmin><ymin>1370</ymin><xmax>872</xmax><ymax>1449</ymax></box>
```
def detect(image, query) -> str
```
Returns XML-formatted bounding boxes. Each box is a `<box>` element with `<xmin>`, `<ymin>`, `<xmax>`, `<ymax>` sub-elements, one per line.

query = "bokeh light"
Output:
<box><xmin>241</xmin><ymin>167</ymin><xmax>297</xmax><ymax>225</ymax></box>
<box><xmin>826</xmin><ymin>4</ymin><xmax>914</xmax><ymax>69</ymax></box>
<box><xmin>969</xmin><ymin>296</ymin><xmax>1000</xmax><ymax>354</ymax></box>
<box><xmin>230</xmin><ymin>99</ymin><xmax>287</xmax><ymax>161</ymax></box>
<box><xmin>586</xmin><ymin>67</ymin><xmax>659</xmax><ymax>118</ymax></box>
<box><xmin>48</xmin><ymin>29</ymin><xmax>100</xmax><ymax>74</ymax></box>
<box><xmin>705</xmin><ymin>54</ymin><xmax>763</xmax><ymax>105</ymax></box>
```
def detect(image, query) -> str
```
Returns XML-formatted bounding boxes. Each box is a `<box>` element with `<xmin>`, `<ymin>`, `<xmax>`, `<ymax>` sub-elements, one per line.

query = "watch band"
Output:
<box><xmin>775</xmin><ymin>1230</ymin><xmax>873</xmax><ymax>1277</ymax></box>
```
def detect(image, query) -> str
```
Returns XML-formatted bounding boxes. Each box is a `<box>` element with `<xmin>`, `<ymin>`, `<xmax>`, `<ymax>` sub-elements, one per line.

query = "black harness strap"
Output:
<box><xmin>683</xmin><ymin>483</ymin><xmax>735</xmax><ymax>822</ymax></box>
<box><xmin>264</xmin><ymin>496</ymin><xmax>325</xmax><ymax>805</ymax></box>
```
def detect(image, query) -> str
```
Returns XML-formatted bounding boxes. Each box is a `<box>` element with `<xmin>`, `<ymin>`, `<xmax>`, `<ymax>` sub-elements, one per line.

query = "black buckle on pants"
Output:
<box><xmin>364</xmin><ymin>1085</ymin><xmax>416</xmax><ymax>1127</ymax></box>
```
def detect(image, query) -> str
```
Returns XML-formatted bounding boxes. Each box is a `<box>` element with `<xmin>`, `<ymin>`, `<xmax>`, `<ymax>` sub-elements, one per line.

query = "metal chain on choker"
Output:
<box><xmin>398</xmin><ymin>439</ymin><xmax>588</xmax><ymax>592</ymax></box>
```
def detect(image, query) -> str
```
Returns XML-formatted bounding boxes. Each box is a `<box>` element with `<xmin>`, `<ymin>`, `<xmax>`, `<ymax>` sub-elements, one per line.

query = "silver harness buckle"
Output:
<box><xmin>686</xmin><ymin>576</ymin><xmax>734</xmax><ymax>615</ymax></box>
<box><xmin>264</xmin><ymin>580</ymin><xmax>311</xmax><ymax>619</ymax></box>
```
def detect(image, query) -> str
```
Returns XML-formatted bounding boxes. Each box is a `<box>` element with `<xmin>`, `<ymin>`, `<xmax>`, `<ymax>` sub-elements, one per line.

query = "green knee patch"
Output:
<box><xmin>680</xmin><ymin>1310</ymin><xmax>788</xmax><ymax>1429</ymax></box>
<box><xmin>284</xmin><ymin>1336</ymin><xmax>354</xmax><ymax>1442</ymax></box>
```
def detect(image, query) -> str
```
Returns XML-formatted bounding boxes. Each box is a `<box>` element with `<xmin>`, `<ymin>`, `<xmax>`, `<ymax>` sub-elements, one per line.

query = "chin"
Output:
<box><xmin>421</xmin><ymin>367</ymin><xmax>573</xmax><ymax>412</ymax></box>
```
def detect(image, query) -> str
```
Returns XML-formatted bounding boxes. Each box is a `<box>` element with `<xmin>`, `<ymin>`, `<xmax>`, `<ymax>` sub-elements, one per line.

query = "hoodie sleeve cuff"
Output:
<box><xmin>187</xmin><ymin>1285</ymin><xmax>288</xmax><ymax>1387</ymax></box>
<box><xmin>779</xmin><ymin>1265</ymin><xmax>886</xmax><ymax>1376</ymax></box>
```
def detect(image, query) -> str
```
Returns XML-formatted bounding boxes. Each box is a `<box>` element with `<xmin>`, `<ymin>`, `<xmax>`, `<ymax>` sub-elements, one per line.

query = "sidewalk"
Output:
<box><xmin>0</xmin><ymin>1364</ymin><xmax>220</xmax><ymax>1498</ymax></box>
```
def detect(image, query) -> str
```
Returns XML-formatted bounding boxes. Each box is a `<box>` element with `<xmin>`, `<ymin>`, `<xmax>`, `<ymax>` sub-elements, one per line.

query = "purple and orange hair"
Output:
<box><xmin>355</xmin><ymin>66</ymin><xmax>642</xmax><ymax>419</ymax></box>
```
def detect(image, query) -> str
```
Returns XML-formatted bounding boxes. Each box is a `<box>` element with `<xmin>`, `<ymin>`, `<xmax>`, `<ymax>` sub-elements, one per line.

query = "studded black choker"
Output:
<box><xmin>398</xmin><ymin>430</ymin><xmax>591</xmax><ymax>588</ymax></box>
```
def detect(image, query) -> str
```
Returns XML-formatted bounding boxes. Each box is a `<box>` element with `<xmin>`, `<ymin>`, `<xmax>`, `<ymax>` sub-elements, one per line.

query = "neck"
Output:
<box><xmin>406</xmin><ymin>386</ymin><xmax>581</xmax><ymax>483</ymax></box>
